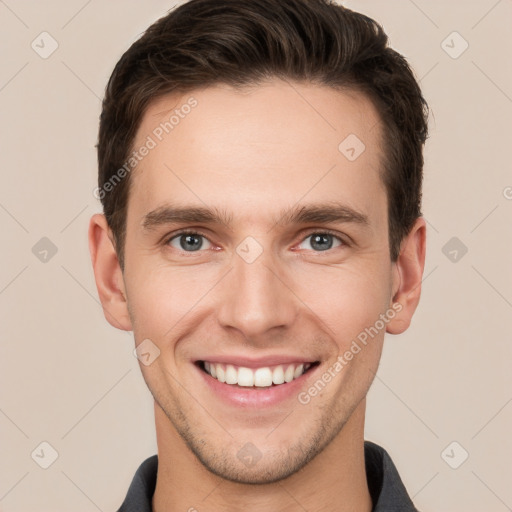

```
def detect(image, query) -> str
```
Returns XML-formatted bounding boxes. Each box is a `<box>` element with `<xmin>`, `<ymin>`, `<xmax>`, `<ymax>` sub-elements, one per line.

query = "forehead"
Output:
<box><xmin>128</xmin><ymin>80</ymin><xmax>386</xmax><ymax>229</ymax></box>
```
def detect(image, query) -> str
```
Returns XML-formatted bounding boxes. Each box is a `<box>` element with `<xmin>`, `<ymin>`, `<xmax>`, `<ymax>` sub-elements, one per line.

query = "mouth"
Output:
<box><xmin>196</xmin><ymin>360</ymin><xmax>320</xmax><ymax>389</ymax></box>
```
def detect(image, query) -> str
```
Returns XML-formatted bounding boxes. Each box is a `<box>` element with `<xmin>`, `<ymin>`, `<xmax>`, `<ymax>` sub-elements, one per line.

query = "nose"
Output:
<box><xmin>216</xmin><ymin>248</ymin><xmax>298</xmax><ymax>343</ymax></box>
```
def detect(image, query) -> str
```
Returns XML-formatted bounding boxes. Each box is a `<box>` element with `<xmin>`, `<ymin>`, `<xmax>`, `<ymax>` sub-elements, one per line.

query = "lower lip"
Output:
<box><xmin>196</xmin><ymin>363</ymin><xmax>319</xmax><ymax>407</ymax></box>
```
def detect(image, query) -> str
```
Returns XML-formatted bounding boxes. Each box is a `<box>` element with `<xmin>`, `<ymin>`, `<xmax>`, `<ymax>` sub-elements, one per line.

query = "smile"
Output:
<box><xmin>200</xmin><ymin>361</ymin><xmax>317</xmax><ymax>388</ymax></box>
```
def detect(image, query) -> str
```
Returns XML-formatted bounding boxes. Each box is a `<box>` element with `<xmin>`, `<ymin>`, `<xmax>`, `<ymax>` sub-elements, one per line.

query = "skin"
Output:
<box><xmin>89</xmin><ymin>79</ymin><xmax>426</xmax><ymax>512</ymax></box>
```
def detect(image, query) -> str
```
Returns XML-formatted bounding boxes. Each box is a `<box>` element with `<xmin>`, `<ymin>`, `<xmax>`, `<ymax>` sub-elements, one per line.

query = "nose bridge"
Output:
<box><xmin>216</xmin><ymin>243</ymin><xmax>297</xmax><ymax>339</ymax></box>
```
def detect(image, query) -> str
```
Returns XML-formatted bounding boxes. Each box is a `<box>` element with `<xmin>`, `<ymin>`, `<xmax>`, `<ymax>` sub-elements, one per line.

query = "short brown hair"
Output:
<box><xmin>97</xmin><ymin>0</ymin><xmax>429</xmax><ymax>268</ymax></box>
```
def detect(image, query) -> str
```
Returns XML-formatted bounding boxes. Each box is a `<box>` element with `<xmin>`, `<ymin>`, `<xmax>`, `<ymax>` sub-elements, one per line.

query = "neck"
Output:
<box><xmin>152</xmin><ymin>400</ymin><xmax>372</xmax><ymax>512</ymax></box>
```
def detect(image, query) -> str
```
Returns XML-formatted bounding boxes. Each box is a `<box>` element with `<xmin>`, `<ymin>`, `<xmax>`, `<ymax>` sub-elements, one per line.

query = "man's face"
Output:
<box><xmin>121</xmin><ymin>80</ymin><xmax>398</xmax><ymax>483</ymax></box>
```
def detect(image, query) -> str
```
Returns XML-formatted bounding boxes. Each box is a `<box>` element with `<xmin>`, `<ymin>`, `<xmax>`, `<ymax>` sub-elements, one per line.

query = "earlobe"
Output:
<box><xmin>88</xmin><ymin>213</ymin><xmax>132</xmax><ymax>331</ymax></box>
<box><xmin>386</xmin><ymin>217</ymin><xmax>426</xmax><ymax>335</ymax></box>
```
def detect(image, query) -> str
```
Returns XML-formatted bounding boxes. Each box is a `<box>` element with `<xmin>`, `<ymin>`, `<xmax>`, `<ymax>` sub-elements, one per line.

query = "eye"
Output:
<box><xmin>167</xmin><ymin>231</ymin><xmax>212</xmax><ymax>252</ymax></box>
<box><xmin>297</xmin><ymin>232</ymin><xmax>343</xmax><ymax>252</ymax></box>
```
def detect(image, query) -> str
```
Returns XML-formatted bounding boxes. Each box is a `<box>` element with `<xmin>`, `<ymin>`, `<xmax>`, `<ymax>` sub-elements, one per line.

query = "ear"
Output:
<box><xmin>386</xmin><ymin>217</ymin><xmax>426</xmax><ymax>335</ymax></box>
<box><xmin>88</xmin><ymin>213</ymin><xmax>132</xmax><ymax>331</ymax></box>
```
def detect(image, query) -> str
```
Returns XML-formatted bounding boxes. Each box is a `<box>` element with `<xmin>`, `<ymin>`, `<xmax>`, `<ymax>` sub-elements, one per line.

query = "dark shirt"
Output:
<box><xmin>117</xmin><ymin>440</ymin><xmax>419</xmax><ymax>511</ymax></box>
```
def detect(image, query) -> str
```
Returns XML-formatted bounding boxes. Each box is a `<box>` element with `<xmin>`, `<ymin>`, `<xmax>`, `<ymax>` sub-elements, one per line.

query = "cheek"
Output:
<box><xmin>291</xmin><ymin>260</ymin><xmax>392</xmax><ymax>344</ymax></box>
<box><xmin>125</xmin><ymin>264</ymin><xmax>220</xmax><ymax>338</ymax></box>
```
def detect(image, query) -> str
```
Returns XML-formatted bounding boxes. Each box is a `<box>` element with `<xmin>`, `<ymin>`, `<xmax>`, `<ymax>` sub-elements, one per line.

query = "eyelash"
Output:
<box><xmin>163</xmin><ymin>228</ymin><xmax>348</xmax><ymax>253</ymax></box>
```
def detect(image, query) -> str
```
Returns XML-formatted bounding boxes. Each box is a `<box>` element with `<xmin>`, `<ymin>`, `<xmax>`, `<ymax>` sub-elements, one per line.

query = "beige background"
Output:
<box><xmin>0</xmin><ymin>1</ymin><xmax>511</xmax><ymax>511</ymax></box>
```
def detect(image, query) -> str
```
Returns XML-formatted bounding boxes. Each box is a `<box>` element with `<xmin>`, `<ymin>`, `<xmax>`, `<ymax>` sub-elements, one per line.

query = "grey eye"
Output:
<box><xmin>169</xmin><ymin>233</ymin><xmax>212</xmax><ymax>251</ymax></box>
<box><xmin>298</xmin><ymin>233</ymin><xmax>342</xmax><ymax>252</ymax></box>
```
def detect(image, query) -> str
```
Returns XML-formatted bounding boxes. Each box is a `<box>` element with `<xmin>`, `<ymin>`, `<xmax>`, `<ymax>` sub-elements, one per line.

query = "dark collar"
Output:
<box><xmin>117</xmin><ymin>441</ymin><xmax>418</xmax><ymax>511</ymax></box>
<box><xmin>364</xmin><ymin>441</ymin><xmax>419</xmax><ymax>511</ymax></box>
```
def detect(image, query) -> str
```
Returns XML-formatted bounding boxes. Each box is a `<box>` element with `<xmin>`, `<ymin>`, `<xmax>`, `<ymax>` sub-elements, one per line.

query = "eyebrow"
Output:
<box><xmin>141</xmin><ymin>202</ymin><xmax>369</xmax><ymax>231</ymax></box>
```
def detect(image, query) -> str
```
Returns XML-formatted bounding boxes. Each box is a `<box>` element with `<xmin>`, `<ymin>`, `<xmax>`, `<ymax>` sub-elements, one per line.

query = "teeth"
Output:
<box><xmin>203</xmin><ymin>361</ymin><xmax>312</xmax><ymax>387</ymax></box>
<box><xmin>284</xmin><ymin>365</ymin><xmax>295</xmax><ymax>382</ymax></box>
<box><xmin>225</xmin><ymin>364</ymin><xmax>237</xmax><ymax>385</ymax></box>
<box><xmin>254</xmin><ymin>368</ymin><xmax>273</xmax><ymax>387</ymax></box>
<box><xmin>216</xmin><ymin>365</ymin><xmax>226</xmax><ymax>383</ymax></box>
<box><xmin>238</xmin><ymin>367</ymin><xmax>254</xmax><ymax>387</ymax></box>
<box><xmin>272</xmin><ymin>365</ymin><xmax>285</xmax><ymax>385</ymax></box>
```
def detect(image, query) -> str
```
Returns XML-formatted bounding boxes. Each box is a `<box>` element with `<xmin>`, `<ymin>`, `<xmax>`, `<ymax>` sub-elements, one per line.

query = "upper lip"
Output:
<box><xmin>196</xmin><ymin>355</ymin><xmax>318</xmax><ymax>368</ymax></box>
